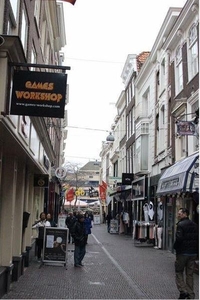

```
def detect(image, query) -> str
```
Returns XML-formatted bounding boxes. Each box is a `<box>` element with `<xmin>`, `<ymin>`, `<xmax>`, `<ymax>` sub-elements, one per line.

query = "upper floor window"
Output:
<box><xmin>188</xmin><ymin>24</ymin><xmax>198</xmax><ymax>81</ymax></box>
<box><xmin>126</xmin><ymin>112</ymin><xmax>132</xmax><ymax>139</ymax></box>
<box><xmin>160</xmin><ymin>58</ymin><xmax>166</xmax><ymax>93</ymax></box>
<box><xmin>142</xmin><ymin>88</ymin><xmax>149</xmax><ymax>117</ymax></box>
<box><xmin>10</xmin><ymin>0</ymin><xmax>18</xmax><ymax>20</ymax></box>
<box><xmin>175</xmin><ymin>46</ymin><xmax>183</xmax><ymax>95</ymax></box>
<box><xmin>136</xmin><ymin>122</ymin><xmax>149</xmax><ymax>138</ymax></box>
<box><xmin>34</xmin><ymin>0</ymin><xmax>41</xmax><ymax>27</ymax></box>
<box><xmin>20</xmin><ymin>7</ymin><xmax>28</xmax><ymax>56</ymax></box>
<box><xmin>31</xmin><ymin>42</ymin><xmax>37</xmax><ymax>70</ymax></box>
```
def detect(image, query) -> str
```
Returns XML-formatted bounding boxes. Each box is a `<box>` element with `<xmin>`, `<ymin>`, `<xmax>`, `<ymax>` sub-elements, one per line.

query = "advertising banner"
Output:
<box><xmin>10</xmin><ymin>70</ymin><xmax>67</xmax><ymax>118</ymax></box>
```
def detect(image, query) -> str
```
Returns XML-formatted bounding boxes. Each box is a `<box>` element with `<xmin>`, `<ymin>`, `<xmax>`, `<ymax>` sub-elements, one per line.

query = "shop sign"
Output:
<box><xmin>55</xmin><ymin>167</ymin><xmax>67</xmax><ymax>179</ymax></box>
<box><xmin>176</xmin><ymin>121</ymin><xmax>196</xmax><ymax>136</ymax></box>
<box><xmin>109</xmin><ymin>176</ymin><xmax>122</xmax><ymax>184</ymax></box>
<box><xmin>34</xmin><ymin>174</ymin><xmax>49</xmax><ymax>187</ymax></box>
<box><xmin>160</xmin><ymin>177</ymin><xmax>180</xmax><ymax>190</ymax></box>
<box><xmin>10</xmin><ymin>70</ymin><xmax>67</xmax><ymax>118</ymax></box>
<box><xmin>122</xmin><ymin>173</ymin><xmax>134</xmax><ymax>185</ymax></box>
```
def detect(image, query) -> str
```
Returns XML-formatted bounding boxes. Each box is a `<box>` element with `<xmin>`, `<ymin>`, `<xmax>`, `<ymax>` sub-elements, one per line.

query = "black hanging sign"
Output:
<box><xmin>10</xmin><ymin>70</ymin><xmax>67</xmax><ymax>118</ymax></box>
<box><xmin>34</xmin><ymin>174</ymin><xmax>49</xmax><ymax>187</ymax></box>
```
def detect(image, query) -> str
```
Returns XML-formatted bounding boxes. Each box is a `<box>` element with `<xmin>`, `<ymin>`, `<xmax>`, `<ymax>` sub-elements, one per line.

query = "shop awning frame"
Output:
<box><xmin>156</xmin><ymin>152</ymin><xmax>199</xmax><ymax>196</ymax></box>
<box><xmin>109</xmin><ymin>185</ymin><xmax>132</xmax><ymax>197</ymax></box>
<box><xmin>109</xmin><ymin>185</ymin><xmax>132</xmax><ymax>201</ymax></box>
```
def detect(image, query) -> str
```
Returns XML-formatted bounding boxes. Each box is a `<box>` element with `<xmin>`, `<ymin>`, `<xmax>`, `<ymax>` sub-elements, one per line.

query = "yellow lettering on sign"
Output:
<box><xmin>15</xmin><ymin>91</ymin><xmax>63</xmax><ymax>102</ymax></box>
<box><xmin>25</xmin><ymin>81</ymin><xmax>54</xmax><ymax>90</ymax></box>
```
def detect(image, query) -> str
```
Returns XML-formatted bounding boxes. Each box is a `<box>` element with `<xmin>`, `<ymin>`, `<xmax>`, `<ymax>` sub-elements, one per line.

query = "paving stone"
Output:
<box><xmin>2</xmin><ymin>224</ymin><xmax>199</xmax><ymax>299</ymax></box>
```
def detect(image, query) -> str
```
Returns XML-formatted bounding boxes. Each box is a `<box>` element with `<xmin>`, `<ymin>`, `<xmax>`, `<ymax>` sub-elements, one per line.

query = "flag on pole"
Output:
<box><xmin>66</xmin><ymin>187</ymin><xmax>74</xmax><ymax>202</ymax></box>
<box><xmin>102</xmin><ymin>181</ymin><xmax>107</xmax><ymax>190</ymax></box>
<box><xmin>99</xmin><ymin>184</ymin><xmax>106</xmax><ymax>201</ymax></box>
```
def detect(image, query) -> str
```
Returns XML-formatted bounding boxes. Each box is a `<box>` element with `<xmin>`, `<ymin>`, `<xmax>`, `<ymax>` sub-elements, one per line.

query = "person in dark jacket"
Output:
<box><xmin>70</xmin><ymin>214</ymin><xmax>87</xmax><ymax>267</ymax></box>
<box><xmin>106</xmin><ymin>212</ymin><xmax>112</xmax><ymax>233</ymax></box>
<box><xmin>84</xmin><ymin>212</ymin><xmax>92</xmax><ymax>243</ymax></box>
<box><xmin>46</xmin><ymin>213</ymin><xmax>57</xmax><ymax>227</ymax></box>
<box><xmin>65</xmin><ymin>212</ymin><xmax>76</xmax><ymax>243</ymax></box>
<box><xmin>173</xmin><ymin>208</ymin><xmax>198</xmax><ymax>299</ymax></box>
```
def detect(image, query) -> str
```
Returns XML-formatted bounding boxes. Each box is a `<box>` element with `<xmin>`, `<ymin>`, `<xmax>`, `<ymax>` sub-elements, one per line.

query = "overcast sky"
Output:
<box><xmin>62</xmin><ymin>0</ymin><xmax>187</xmax><ymax>167</ymax></box>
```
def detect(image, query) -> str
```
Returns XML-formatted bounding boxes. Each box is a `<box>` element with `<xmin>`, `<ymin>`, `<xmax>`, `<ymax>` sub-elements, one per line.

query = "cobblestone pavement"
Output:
<box><xmin>2</xmin><ymin>224</ymin><xmax>199</xmax><ymax>299</ymax></box>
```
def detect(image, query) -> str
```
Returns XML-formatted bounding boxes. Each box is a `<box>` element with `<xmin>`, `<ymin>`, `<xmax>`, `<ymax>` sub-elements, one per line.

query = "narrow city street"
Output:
<box><xmin>2</xmin><ymin>224</ymin><xmax>199</xmax><ymax>300</ymax></box>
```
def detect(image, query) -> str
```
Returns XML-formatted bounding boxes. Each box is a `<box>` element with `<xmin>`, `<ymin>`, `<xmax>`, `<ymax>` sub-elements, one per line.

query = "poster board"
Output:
<box><xmin>42</xmin><ymin>227</ymin><xmax>68</xmax><ymax>268</ymax></box>
<box><xmin>93</xmin><ymin>214</ymin><xmax>101</xmax><ymax>225</ymax></box>
<box><xmin>110</xmin><ymin>219</ymin><xmax>118</xmax><ymax>233</ymax></box>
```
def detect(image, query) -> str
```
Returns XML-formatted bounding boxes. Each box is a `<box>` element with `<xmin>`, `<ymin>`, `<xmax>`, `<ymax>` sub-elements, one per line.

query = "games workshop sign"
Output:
<box><xmin>10</xmin><ymin>70</ymin><xmax>67</xmax><ymax>118</ymax></box>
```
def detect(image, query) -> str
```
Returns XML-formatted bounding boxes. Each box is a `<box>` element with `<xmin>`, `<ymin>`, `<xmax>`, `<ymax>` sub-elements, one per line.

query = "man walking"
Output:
<box><xmin>65</xmin><ymin>212</ymin><xmax>76</xmax><ymax>243</ymax></box>
<box><xmin>71</xmin><ymin>213</ymin><xmax>87</xmax><ymax>267</ymax></box>
<box><xmin>173</xmin><ymin>208</ymin><xmax>198</xmax><ymax>299</ymax></box>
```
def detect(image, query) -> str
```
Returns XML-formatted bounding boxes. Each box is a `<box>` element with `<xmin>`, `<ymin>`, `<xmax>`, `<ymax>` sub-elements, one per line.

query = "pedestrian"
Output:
<box><xmin>103</xmin><ymin>211</ymin><xmax>106</xmax><ymax>223</ymax></box>
<box><xmin>106</xmin><ymin>212</ymin><xmax>112</xmax><ymax>233</ymax></box>
<box><xmin>70</xmin><ymin>213</ymin><xmax>87</xmax><ymax>267</ymax></box>
<box><xmin>46</xmin><ymin>213</ymin><xmax>57</xmax><ymax>227</ymax></box>
<box><xmin>32</xmin><ymin>212</ymin><xmax>51</xmax><ymax>262</ymax></box>
<box><xmin>84</xmin><ymin>212</ymin><xmax>92</xmax><ymax>243</ymax></box>
<box><xmin>65</xmin><ymin>212</ymin><xmax>76</xmax><ymax>243</ymax></box>
<box><xmin>173</xmin><ymin>208</ymin><xmax>199</xmax><ymax>299</ymax></box>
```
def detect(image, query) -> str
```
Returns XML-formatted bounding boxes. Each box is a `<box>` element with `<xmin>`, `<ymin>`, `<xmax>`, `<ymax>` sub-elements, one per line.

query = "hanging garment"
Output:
<box><xmin>143</xmin><ymin>203</ymin><xmax>149</xmax><ymax>222</ymax></box>
<box><xmin>157</xmin><ymin>227</ymin><xmax>163</xmax><ymax>249</ymax></box>
<box><xmin>157</xmin><ymin>201</ymin><xmax>163</xmax><ymax>221</ymax></box>
<box><xmin>148</xmin><ymin>201</ymin><xmax>154</xmax><ymax>220</ymax></box>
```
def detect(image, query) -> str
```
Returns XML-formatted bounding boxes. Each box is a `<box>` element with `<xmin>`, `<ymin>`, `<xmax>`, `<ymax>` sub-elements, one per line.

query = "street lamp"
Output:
<box><xmin>67</xmin><ymin>125</ymin><xmax>115</xmax><ymax>142</ymax></box>
<box><xmin>106</xmin><ymin>132</ymin><xmax>114</xmax><ymax>142</ymax></box>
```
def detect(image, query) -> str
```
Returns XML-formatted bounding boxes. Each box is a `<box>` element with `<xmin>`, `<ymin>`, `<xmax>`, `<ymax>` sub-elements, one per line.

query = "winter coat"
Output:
<box><xmin>70</xmin><ymin>220</ymin><xmax>87</xmax><ymax>246</ymax></box>
<box><xmin>65</xmin><ymin>216</ymin><xmax>76</xmax><ymax>233</ymax></box>
<box><xmin>173</xmin><ymin>217</ymin><xmax>198</xmax><ymax>255</ymax></box>
<box><xmin>84</xmin><ymin>217</ymin><xmax>92</xmax><ymax>235</ymax></box>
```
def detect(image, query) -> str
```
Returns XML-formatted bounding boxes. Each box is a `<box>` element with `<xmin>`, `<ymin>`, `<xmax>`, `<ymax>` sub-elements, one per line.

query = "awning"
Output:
<box><xmin>109</xmin><ymin>185</ymin><xmax>132</xmax><ymax>200</ymax></box>
<box><xmin>156</xmin><ymin>152</ymin><xmax>199</xmax><ymax>196</ymax></box>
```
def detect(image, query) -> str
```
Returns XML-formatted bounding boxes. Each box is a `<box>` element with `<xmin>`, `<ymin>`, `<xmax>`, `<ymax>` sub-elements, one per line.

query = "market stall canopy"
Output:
<box><xmin>64</xmin><ymin>199</ymin><xmax>88</xmax><ymax>208</ymax></box>
<box><xmin>156</xmin><ymin>152</ymin><xmax>199</xmax><ymax>196</ymax></box>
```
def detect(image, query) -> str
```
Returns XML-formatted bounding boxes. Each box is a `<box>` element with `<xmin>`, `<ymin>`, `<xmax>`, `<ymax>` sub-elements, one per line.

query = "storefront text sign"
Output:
<box><xmin>10</xmin><ymin>70</ymin><xmax>67</xmax><ymax>118</ymax></box>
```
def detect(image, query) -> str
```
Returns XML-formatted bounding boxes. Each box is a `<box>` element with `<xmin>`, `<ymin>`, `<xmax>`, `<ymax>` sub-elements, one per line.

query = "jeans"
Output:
<box><xmin>74</xmin><ymin>245</ymin><xmax>86</xmax><ymax>265</ymax></box>
<box><xmin>175</xmin><ymin>254</ymin><xmax>197</xmax><ymax>299</ymax></box>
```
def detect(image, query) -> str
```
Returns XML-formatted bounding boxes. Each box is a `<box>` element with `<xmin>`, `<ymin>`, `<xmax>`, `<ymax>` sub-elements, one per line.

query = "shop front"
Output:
<box><xmin>109</xmin><ymin>185</ymin><xmax>132</xmax><ymax>235</ymax></box>
<box><xmin>156</xmin><ymin>152</ymin><xmax>199</xmax><ymax>253</ymax></box>
<box><xmin>132</xmin><ymin>176</ymin><xmax>155</xmax><ymax>246</ymax></box>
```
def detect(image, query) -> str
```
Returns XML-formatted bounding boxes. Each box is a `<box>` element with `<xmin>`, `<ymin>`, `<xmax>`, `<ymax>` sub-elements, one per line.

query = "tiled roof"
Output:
<box><xmin>136</xmin><ymin>51</ymin><xmax>150</xmax><ymax>72</ymax></box>
<box><xmin>80</xmin><ymin>161</ymin><xmax>101</xmax><ymax>171</ymax></box>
